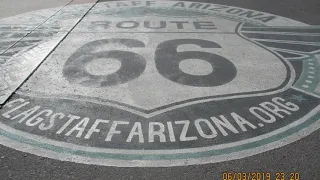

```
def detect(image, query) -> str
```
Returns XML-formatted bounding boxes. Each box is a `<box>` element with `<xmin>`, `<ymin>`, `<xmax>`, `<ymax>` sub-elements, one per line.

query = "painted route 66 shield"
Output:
<box><xmin>0</xmin><ymin>1</ymin><xmax>319</xmax><ymax>167</ymax></box>
<box><xmin>16</xmin><ymin>11</ymin><xmax>292</xmax><ymax>117</ymax></box>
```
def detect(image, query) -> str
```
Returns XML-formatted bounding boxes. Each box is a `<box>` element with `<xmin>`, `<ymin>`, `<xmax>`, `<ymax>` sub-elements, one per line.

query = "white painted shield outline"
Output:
<box><xmin>17</xmin><ymin>23</ymin><xmax>296</xmax><ymax>118</ymax></box>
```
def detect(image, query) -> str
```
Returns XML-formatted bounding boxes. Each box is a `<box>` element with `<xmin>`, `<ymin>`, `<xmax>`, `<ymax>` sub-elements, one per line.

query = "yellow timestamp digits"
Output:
<box><xmin>275</xmin><ymin>172</ymin><xmax>300</xmax><ymax>180</ymax></box>
<box><xmin>222</xmin><ymin>172</ymin><xmax>271</xmax><ymax>180</ymax></box>
<box><xmin>222</xmin><ymin>172</ymin><xmax>301</xmax><ymax>180</ymax></box>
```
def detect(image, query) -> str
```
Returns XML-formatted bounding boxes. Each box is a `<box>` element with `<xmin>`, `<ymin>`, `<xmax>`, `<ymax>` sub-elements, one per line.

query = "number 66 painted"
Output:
<box><xmin>63</xmin><ymin>38</ymin><xmax>237</xmax><ymax>87</ymax></box>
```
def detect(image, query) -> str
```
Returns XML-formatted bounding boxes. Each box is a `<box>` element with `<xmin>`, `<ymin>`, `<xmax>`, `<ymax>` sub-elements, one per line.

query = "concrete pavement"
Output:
<box><xmin>0</xmin><ymin>0</ymin><xmax>319</xmax><ymax>179</ymax></box>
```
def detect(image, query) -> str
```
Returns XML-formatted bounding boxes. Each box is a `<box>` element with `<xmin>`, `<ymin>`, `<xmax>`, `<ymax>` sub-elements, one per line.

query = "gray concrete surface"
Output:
<box><xmin>0</xmin><ymin>0</ymin><xmax>72</xmax><ymax>18</ymax></box>
<box><xmin>0</xmin><ymin>0</ymin><xmax>319</xmax><ymax>179</ymax></box>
